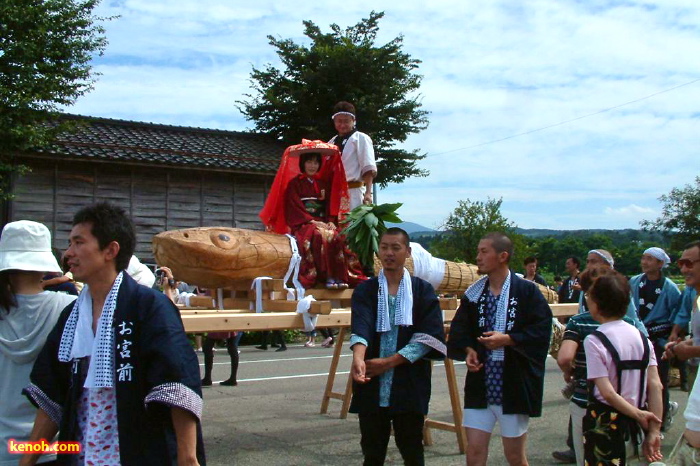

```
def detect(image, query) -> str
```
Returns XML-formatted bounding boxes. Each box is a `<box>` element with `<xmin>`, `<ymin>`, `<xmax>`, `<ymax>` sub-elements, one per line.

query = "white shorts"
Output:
<box><xmin>463</xmin><ymin>405</ymin><xmax>529</xmax><ymax>438</ymax></box>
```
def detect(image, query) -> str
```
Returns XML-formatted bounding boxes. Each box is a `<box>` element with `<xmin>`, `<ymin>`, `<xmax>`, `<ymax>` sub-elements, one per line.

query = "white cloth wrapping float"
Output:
<box><xmin>283</xmin><ymin>234</ymin><xmax>305</xmax><ymax>300</ymax></box>
<box><xmin>249</xmin><ymin>236</ymin><xmax>308</xmax><ymax>333</ymax></box>
<box><xmin>250</xmin><ymin>277</ymin><xmax>273</xmax><ymax>313</ymax></box>
<box><xmin>296</xmin><ymin>295</ymin><xmax>319</xmax><ymax>332</ymax></box>
<box><xmin>408</xmin><ymin>242</ymin><xmax>445</xmax><ymax>290</ymax></box>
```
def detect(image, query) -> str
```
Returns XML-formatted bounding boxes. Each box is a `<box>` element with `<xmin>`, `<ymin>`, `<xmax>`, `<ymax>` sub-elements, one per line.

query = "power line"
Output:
<box><xmin>428</xmin><ymin>77</ymin><xmax>700</xmax><ymax>158</ymax></box>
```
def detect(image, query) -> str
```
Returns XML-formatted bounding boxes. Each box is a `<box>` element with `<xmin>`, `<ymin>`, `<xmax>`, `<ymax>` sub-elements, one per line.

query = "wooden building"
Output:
<box><xmin>1</xmin><ymin>114</ymin><xmax>286</xmax><ymax>262</ymax></box>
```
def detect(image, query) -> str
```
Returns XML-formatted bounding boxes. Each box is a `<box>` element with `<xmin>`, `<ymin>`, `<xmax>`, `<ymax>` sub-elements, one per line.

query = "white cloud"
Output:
<box><xmin>603</xmin><ymin>204</ymin><xmax>656</xmax><ymax>217</ymax></box>
<box><xmin>63</xmin><ymin>0</ymin><xmax>700</xmax><ymax>230</ymax></box>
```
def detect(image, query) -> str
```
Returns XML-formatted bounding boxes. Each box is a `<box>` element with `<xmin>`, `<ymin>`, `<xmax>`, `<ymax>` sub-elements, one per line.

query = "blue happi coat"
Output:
<box><xmin>24</xmin><ymin>273</ymin><xmax>205</xmax><ymax>465</ymax></box>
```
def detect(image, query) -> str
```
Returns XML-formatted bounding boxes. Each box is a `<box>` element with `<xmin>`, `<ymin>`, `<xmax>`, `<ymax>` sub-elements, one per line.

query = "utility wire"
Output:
<box><xmin>428</xmin><ymin>77</ymin><xmax>700</xmax><ymax>158</ymax></box>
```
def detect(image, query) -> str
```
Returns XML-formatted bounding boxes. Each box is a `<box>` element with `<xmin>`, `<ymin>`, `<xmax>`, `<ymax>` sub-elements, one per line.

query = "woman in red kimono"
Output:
<box><xmin>260</xmin><ymin>140</ymin><xmax>365</xmax><ymax>289</ymax></box>
<box><xmin>285</xmin><ymin>151</ymin><xmax>366</xmax><ymax>289</ymax></box>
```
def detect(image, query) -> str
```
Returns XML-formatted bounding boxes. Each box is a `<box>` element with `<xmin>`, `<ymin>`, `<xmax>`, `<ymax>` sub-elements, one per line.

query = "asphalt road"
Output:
<box><xmin>199</xmin><ymin>342</ymin><xmax>688</xmax><ymax>465</ymax></box>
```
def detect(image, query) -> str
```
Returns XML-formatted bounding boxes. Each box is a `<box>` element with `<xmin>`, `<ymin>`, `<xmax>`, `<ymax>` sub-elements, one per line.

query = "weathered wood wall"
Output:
<box><xmin>8</xmin><ymin>158</ymin><xmax>272</xmax><ymax>262</ymax></box>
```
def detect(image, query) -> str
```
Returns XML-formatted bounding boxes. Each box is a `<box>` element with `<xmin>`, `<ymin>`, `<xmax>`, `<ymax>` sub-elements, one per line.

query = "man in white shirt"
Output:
<box><xmin>328</xmin><ymin>101</ymin><xmax>377</xmax><ymax>209</ymax></box>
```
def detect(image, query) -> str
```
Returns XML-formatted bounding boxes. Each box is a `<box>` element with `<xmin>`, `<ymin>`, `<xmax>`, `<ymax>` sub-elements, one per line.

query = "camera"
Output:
<box><xmin>155</xmin><ymin>269</ymin><xmax>164</xmax><ymax>278</ymax></box>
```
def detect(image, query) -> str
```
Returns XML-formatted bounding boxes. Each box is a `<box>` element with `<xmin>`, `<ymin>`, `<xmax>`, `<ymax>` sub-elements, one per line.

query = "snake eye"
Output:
<box><xmin>210</xmin><ymin>230</ymin><xmax>237</xmax><ymax>250</ymax></box>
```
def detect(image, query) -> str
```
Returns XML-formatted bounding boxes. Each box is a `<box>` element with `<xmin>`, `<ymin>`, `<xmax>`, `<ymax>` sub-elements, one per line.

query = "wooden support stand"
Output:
<box><xmin>181</xmin><ymin>289</ymin><xmax>577</xmax><ymax>455</ymax></box>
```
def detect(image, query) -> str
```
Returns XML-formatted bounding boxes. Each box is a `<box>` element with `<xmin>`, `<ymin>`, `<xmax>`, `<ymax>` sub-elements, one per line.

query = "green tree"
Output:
<box><xmin>430</xmin><ymin>198</ymin><xmax>530</xmax><ymax>265</ymax></box>
<box><xmin>0</xmin><ymin>0</ymin><xmax>108</xmax><ymax>198</ymax></box>
<box><xmin>641</xmin><ymin>176</ymin><xmax>700</xmax><ymax>249</ymax></box>
<box><xmin>237</xmin><ymin>11</ymin><xmax>429</xmax><ymax>187</ymax></box>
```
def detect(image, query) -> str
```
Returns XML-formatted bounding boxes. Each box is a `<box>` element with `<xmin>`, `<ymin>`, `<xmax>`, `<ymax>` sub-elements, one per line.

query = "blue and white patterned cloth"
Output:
<box><xmin>483</xmin><ymin>291</ymin><xmax>505</xmax><ymax>405</ymax></box>
<box><xmin>350</xmin><ymin>294</ymin><xmax>431</xmax><ymax>407</ymax></box>
<box><xmin>465</xmin><ymin>271</ymin><xmax>511</xmax><ymax>362</ymax></box>
<box><xmin>376</xmin><ymin>268</ymin><xmax>413</xmax><ymax>332</ymax></box>
<box><xmin>58</xmin><ymin>271</ymin><xmax>124</xmax><ymax>388</ymax></box>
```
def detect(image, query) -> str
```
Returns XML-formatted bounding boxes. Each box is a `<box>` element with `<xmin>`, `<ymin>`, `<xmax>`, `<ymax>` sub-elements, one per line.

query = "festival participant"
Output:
<box><xmin>20</xmin><ymin>203</ymin><xmax>205</xmax><ymax>465</ymax></box>
<box><xmin>558</xmin><ymin>256</ymin><xmax>581</xmax><ymax>304</ymax></box>
<box><xmin>448</xmin><ymin>232</ymin><xmax>552</xmax><ymax>466</ymax></box>
<box><xmin>349</xmin><ymin>228</ymin><xmax>446</xmax><ymax>465</ymax></box>
<box><xmin>557</xmin><ymin>266</ymin><xmax>638</xmax><ymax>465</ymax></box>
<box><xmin>523</xmin><ymin>256</ymin><xmax>547</xmax><ymax>286</ymax></box>
<box><xmin>0</xmin><ymin>221</ymin><xmax>77</xmax><ymax>466</ymax></box>
<box><xmin>663</xmin><ymin>241</ymin><xmax>700</xmax><ymax>465</ymax></box>
<box><xmin>669</xmin><ymin>286</ymin><xmax>699</xmax><ymax>388</ymax></box>
<box><xmin>630</xmin><ymin>247</ymin><xmax>682</xmax><ymax>431</ymax></box>
<box><xmin>582</xmin><ymin>269</ymin><xmax>663</xmax><ymax>465</ymax></box>
<box><xmin>285</xmin><ymin>150</ymin><xmax>365</xmax><ymax>289</ymax></box>
<box><xmin>579</xmin><ymin>249</ymin><xmax>648</xmax><ymax>335</ymax></box>
<box><xmin>260</xmin><ymin>140</ymin><xmax>366</xmax><ymax>290</ymax></box>
<box><xmin>328</xmin><ymin>101</ymin><xmax>377</xmax><ymax>209</ymax></box>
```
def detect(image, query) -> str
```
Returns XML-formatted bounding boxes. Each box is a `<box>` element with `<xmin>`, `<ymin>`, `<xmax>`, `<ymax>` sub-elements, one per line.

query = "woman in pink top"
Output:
<box><xmin>583</xmin><ymin>270</ymin><xmax>664</xmax><ymax>465</ymax></box>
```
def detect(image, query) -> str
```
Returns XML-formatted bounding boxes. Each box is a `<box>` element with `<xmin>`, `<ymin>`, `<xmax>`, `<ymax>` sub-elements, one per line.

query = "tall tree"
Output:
<box><xmin>430</xmin><ymin>198</ymin><xmax>530</xmax><ymax>265</ymax></box>
<box><xmin>0</xmin><ymin>0</ymin><xmax>107</xmax><ymax>198</ymax></box>
<box><xmin>641</xmin><ymin>176</ymin><xmax>700</xmax><ymax>249</ymax></box>
<box><xmin>237</xmin><ymin>11</ymin><xmax>429</xmax><ymax>187</ymax></box>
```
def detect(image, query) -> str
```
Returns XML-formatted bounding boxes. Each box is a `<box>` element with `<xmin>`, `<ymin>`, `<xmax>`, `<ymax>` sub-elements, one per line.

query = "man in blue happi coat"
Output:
<box><xmin>349</xmin><ymin>227</ymin><xmax>446</xmax><ymax>466</ymax></box>
<box><xmin>630</xmin><ymin>247</ymin><xmax>682</xmax><ymax>430</ymax></box>
<box><xmin>21</xmin><ymin>203</ymin><xmax>205</xmax><ymax>465</ymax></box>
<box><xmin>448</xmin><ymin>232</ymin><xmax>552</xmax><ymax>466</ymax></box>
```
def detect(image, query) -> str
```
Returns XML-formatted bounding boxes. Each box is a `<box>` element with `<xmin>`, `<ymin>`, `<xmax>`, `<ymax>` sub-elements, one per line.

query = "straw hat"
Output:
<box><xmin>0</xmin><ymin>220</ymin><xmax>62</xmax><ymax>273</ymax></box>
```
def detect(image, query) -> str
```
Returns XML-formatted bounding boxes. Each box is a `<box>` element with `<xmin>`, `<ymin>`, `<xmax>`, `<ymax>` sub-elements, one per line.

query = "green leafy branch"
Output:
<box><xmin>340</xmin><ymin>202</ymin><xmax>402</xmax><ymax>266</ymax></box>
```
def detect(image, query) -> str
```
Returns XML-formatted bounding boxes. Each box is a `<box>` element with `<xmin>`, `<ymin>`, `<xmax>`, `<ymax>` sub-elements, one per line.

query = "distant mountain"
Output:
<box><xmin>386</xmin><ymin>221</ymin><xmax>436</xmax><ymax>235</ymax></box>
<box><xmin>513</xmin><ymin>227</ymin><xmax>668</xmax><ymax>242</ymax></box>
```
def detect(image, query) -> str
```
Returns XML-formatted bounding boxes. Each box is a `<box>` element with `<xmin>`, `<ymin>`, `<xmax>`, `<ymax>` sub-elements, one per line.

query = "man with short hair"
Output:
<box><xmin>523</xmin><ymin>256</ymin><xmax>547</xmax><ymax>286</ymax></box>
<box><xmin>630</xmin><ymin>247</ymin><xmax>682</xmax><ymax>430</ymax></box>
<box><xmin>329</xmin><ymin>101</ymin><xmax>377</xmax><ymax>208</ymax></box>
<box><xmin>663</xmin><ymin>240</ymin><xmax>700</xmax><ymax>464</ymax></box>
<box><xmin>350</xmin><ymin>227</ymin><xmax>446</xmax><ymax>465</ymax></box>
<box><xmin>21</xmin><ymin>203</ymin><xmax>205</xmax><ymax>465</ymax></box>
<box><xmin>448</xmin><ymin>232</ymin><xmax>552</xmax><ymax>466</ymax></box>
<box><xmin>558</xmin><ymin>256</ymin><xmax>581</xmax><ymax>304</ymax></box>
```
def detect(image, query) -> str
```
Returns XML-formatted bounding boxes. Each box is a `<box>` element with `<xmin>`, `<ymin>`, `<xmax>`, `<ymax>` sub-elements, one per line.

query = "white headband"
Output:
<box><xmin>588</xmin><ymin>249</ymin><xmax>615</xmax><ymax>268</ymax></box>
<box><xmin>644</xmin><ymin>247</ymin><xmax>671</xmax><ymax>268</ymax></box>
<box><xmin>331</xmin><ymin>111</ymin><xmax>355</xmax><ymax>121</ymax></box>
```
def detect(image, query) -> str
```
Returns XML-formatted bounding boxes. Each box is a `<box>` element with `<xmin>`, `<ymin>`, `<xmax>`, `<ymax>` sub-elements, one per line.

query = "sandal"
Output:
<box><xmin>326</xmin><ymin>279</ymin><xmax>339</xmax><ymax>290</ymax></box>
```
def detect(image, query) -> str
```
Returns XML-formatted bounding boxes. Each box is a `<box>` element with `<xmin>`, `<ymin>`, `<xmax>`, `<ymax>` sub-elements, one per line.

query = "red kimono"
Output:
<box><xmin>284</xmin><ymin>175</ymin><xmax>365</xmax><ymax>288</ymax></box>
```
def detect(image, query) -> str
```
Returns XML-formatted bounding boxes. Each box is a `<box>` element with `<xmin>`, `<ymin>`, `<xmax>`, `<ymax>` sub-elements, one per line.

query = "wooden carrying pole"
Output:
<box><xmin>180</xmin><ymin>301</ymin><xmax>579</xmax><ymax>454</ymax></box>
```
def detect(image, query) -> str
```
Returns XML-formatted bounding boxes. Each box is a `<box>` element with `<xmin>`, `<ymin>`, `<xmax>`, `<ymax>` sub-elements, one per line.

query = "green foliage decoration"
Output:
<box><xmin>341</xmin><ymin>202</ymin><xmax>402</xmax><ymax>267</ymax></box>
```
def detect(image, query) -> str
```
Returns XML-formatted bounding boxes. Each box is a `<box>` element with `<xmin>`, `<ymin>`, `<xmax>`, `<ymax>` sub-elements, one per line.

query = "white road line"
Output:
<box><xmin>206</xmin><ymin>361</ymin><xmax>466</xmax><ymax>383</ymax></box>
<box><xmin>201</xmin><ymin>354</ymin><xmax>351</xmax><ymax>366</ymax></box>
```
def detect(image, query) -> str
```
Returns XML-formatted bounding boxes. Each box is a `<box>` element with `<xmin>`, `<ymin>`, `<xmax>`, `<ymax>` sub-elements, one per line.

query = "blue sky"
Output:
<box><xmin>68</xmin><ymin>0</ymin><xmax>700</xmax><ymax>230</ymax></box>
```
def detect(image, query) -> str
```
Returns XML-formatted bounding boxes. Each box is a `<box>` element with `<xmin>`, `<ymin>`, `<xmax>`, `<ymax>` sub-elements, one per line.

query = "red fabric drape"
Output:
<box><xmin>259</xmin><ymin>140</ymin><xmax>350</xmax><ymax>234</ymax></box>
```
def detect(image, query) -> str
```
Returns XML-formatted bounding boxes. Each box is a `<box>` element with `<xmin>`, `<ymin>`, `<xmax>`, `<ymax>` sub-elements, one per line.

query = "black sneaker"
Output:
<box><xmin>220</xmin><ymin>379</ymin><xmax>237</xmax><ymax>386</ymax></box>
<box><xmin>201</xmin><ymin>378</ymin><xmax>212</xmax><ymax>387</ymax></box>
<box><xmin>551</xmin><ymin>449</ymin><xmax>576</xmax><ymax>463</ymax></box>
<box><xmin>275</xmin><ymin>346</ymin><xmax>287</xmax><ymax>352</ymax></box>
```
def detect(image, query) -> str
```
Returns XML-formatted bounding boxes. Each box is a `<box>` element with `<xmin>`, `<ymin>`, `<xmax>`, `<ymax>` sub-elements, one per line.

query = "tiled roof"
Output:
<box><xmin>32</xmin><ymin>114</ymin><xmax>286</xmax><ymax>174</ymax></box>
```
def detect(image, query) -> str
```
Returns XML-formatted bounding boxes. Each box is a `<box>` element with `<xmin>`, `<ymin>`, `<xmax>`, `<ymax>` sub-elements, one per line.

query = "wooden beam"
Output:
<box><xmin>187</xmin><ymin>296</ymin><xmax>217</xmax><ymax>308</ymax></box>
<box><xmin>182</xmin><ymin>310</ymin><xmax>351</xmax><ymax>333</ymax></box>
<box><xmin>550</xmin><ymin>303</ymin><xmax>578</xmax><ymax>318</ymax></box>
<box><xmin>222</xmin><ymin>298</ymin><xmax>252</xmax><ymax>309</ymax></box>
<box><xmin>439</xmin><ymin>297</ymin><xmax>458</xmax><ymax>310</ymax></box>
<box><xmin>260</xmin><ymin>300</ymin><xmax>332</xmax><ymax>314</ymax></box>
<box><xmin>304</xmin><ymin>288</ymin><xmax>354</xmax><ymax>300</ymax></box>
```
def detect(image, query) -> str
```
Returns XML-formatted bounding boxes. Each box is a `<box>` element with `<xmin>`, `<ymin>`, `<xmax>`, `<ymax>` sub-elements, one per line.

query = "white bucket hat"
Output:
<box><xmin>0</xmin><ymin>220</ymin><xmax>62</xmax><ymax>273</ymax></box>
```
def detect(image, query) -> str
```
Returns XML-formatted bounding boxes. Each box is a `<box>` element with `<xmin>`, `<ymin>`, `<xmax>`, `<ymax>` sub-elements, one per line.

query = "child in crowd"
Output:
<box><xmin>583</xmin><ymin>270</ymin><xmax>664</xmax><ymax>465</ymax></box>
